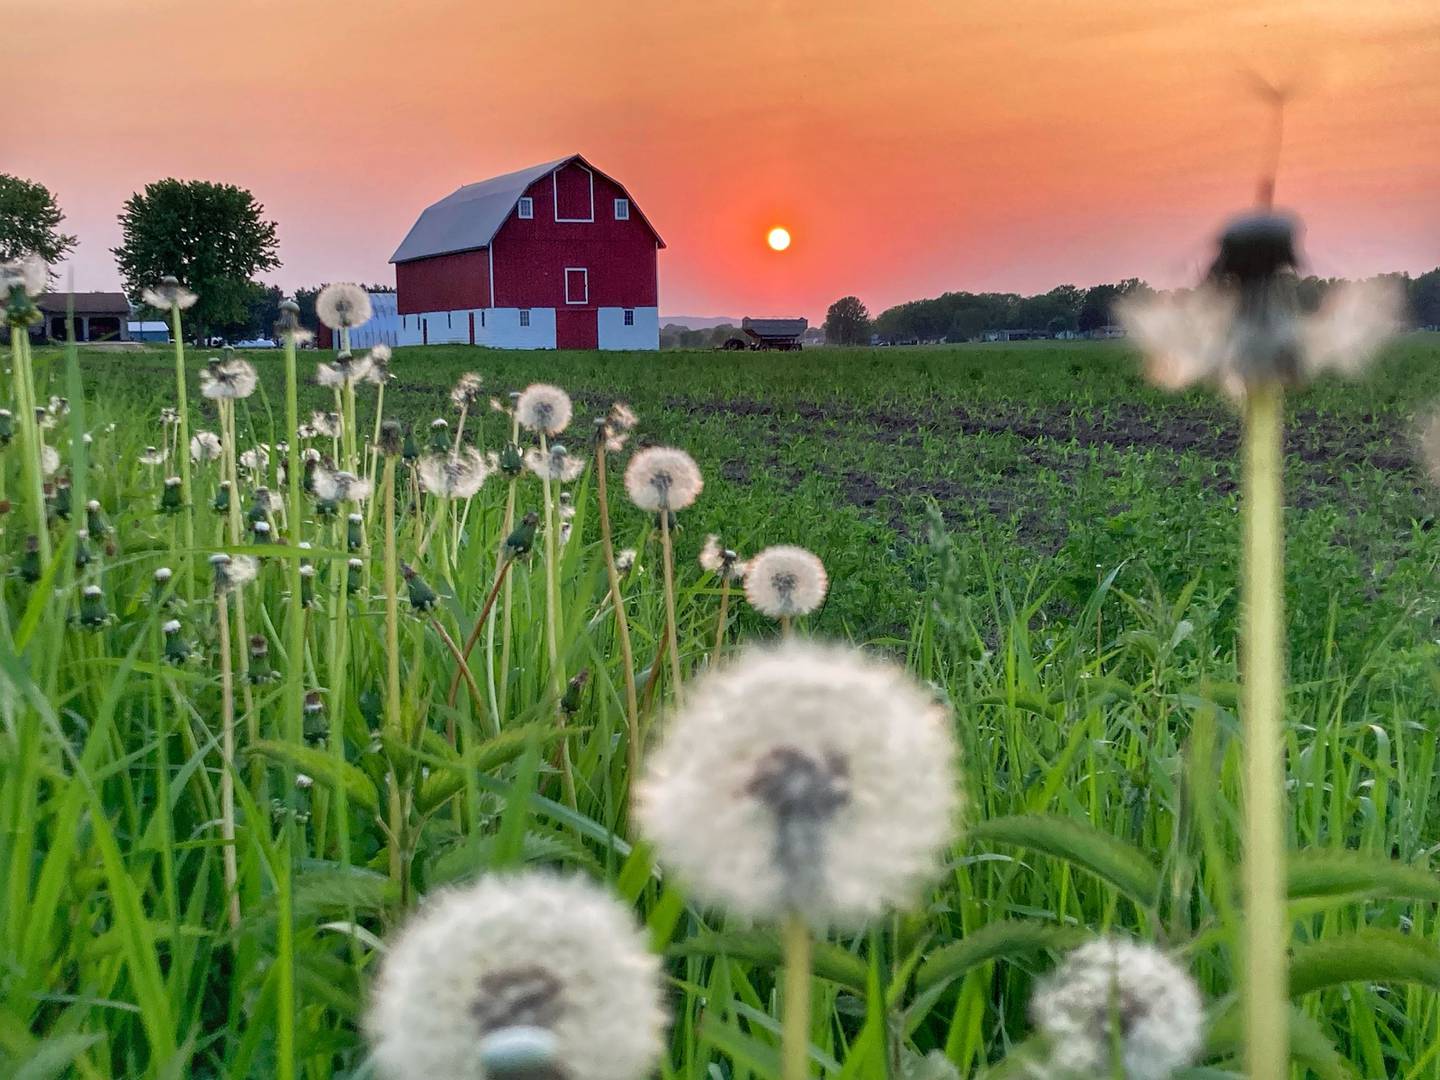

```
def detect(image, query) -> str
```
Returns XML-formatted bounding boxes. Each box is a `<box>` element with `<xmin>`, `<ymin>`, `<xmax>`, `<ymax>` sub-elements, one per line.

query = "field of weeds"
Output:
<box><xmin>3</xmin><ymin>333</ymin><xmax>1439</xmax><ymax>1079</ymax></box>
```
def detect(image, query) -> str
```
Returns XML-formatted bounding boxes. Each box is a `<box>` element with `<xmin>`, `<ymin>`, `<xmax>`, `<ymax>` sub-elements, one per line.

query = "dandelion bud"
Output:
<box><xmin>365</xmin><ymin>873</ymin><xmax>666</xmax><ymax>1080</ymax></box>
<box><xmin>379</xmin><ymin>420</ymin><xmax>404</xmax><ymax>457</ymax></box>
<box><xmin>18</xmin><ymin>535</ymin><xmax>41</xmax><ymax>583</ymax></box>
<box><xmin>163</xmin><ymin>619</ymin><xmax>191</xmax><ymax>664</ymax></box>
<box><xmin>401</xmin><ymin>429</ymin><xmax>419</xmax><ymax>462</ymax></box>
<box><xmin>561</xmin><ymin>668</ymin><xmax>589</xmax><ymax>716</ymax></box>
<box><xmin>160</xmin><ymin>476</ymin><xmax>184</xmax><ymax>513</ymax></box>
<box><xmin>638</xmin><ymin>641</ymin><xmax>959</xmax><ymax>927</ymax></box>
<box><xmin>401</xmin><ymin>563</ymin><xmax>438</xmax><ymax>612</ymax></box>
<box><xmin>499</xmin><ymin>442</ymin><xmax>524</xmax><ymax>477</ymax></box>
<box><xmin>86</xmin><ymin>499</ymin><xmax>111</xmax><ymax>537</ymax></box>
<box><xmin>304</xmin><ymin>690</ymin><xmax>327</xmax><ymax>741</ymax></box>
<box><xmin>78</xmin><ymin>585</ymin><xmax>109</xmax><ymax>630</ymax></box>
<box><xmin>1030</xmin><ymin>938</ymin><xmax>1203</xmax><ymax>1080</ymax></box>
<box><xmin>248</xmin><ymin>633</ymin><xmax>276</xmax><ymax>682</ymax></box>
<box><xmin>504</xmin><ymin>512</ymin><xmax>540</xmax><ymax>560</ymax></box>
<box><xmin>252</xmin><ymin>519</ymin><xmax>273</xmax><ymax>545</ymax></box>
<box><xmin>210</xmin><ymin>553</ymin><xmax>258</xmax><ymax>595</ymax></box>
<box><xmin>428</xmin><ymin>417</ymin><xmax>451</xmax><ymax>452</ymax></box>
<box><xmin>347</xmin><ymin>557</ymin><xmax>364</xmax><ymax>594</ymax></box>
<box><xmin>52</xmin><ymin>475</ymin><xmax>72</xmax><ymax>521</ymax></box>
<box><xmin>212</xmin><ymin>481</ymin><xmax>231</xmax><ymax>514</ymax></box>
<box><xmin>73</xmin><ymin>529</ymin><xmax>93</xmax><ymax>570</ymax></box>
<box><xmin>347</xmin><ymin>512</ymin><xmax>365</xmax><ymax>551</ymax></box>
<box><xmin>299</xmin><ymin>563</ymin><xmax>316</xmax><ymax>608</ymax></box>
<box><xmin>0</xmin><ymin>409</ymin><xmax>12</xmax><ymax>445</ymax></box>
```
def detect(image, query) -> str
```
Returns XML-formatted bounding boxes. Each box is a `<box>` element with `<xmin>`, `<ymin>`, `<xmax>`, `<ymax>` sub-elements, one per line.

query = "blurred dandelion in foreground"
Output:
<box><xmin>312</xmin><ymin>467</ymin><xmax>372</xmax><ymax>504</ymax></box>
<box><xmin>451</xmin><ymin>371</ymin><xmax>485</xmax><ymax>409</ymax></box>
<box><xmin>744</xmin><ymin>545</ymin><xmax>828</xmax><ymax>620</ymax></box>
<box><xmin>516</xmin><ymin>383</ymin><xmax>573</xmax><ymax>435</ymax></box>
<box><xmin>418</xmin><ymin>448</ymin><xmax>489</xmax><ymax>499</ymax></box>
<box><xmin>316</xmin><ymin>351</ymin><xmax>374</xmax><ymax>388</ymax></box>
<box><xmin>310</xmin><ymin>411</ymin><xmax>342</xmax><ymax>439</ymax></box>
<box><xmin>315</xmin><ymin>282</ymin><xmax>372</xmax><ymax>330</ymax></box>
<box><xmin>190</xmin><ymin>431</ymin><xmax>222</xmax><ymax>462</ymax></box>
<box><xmin>200</xmin><ymin>358</ymin><xmax>258</xmax><ymax>400</ymax></box>
<box><xmin>1118</xmin><ymin>213</ymin><xmax>1403</xmax><ymax>397</ymax></box>
<box><xmin>1</xmin><ymin>254</ymin><xmax>48</xmax><ymax>299</ymax></box>
<box><xmin>624</xmin><ymin>446</ymin><xmax>703</xmax><ymax>512</ymax></box>
<box><xmin>141</xmin><ymin>275</ymin><xmax>197</xmax><ymax>311</ymax></box>
<box><xmin>138</xmin><ymin>446</ymin><xmax>166</xmax><ymax>467</ymax></box>
<box><xmin>366</xmin><ymin>872</ymin><xmax>667</xmax><ymax>1080</ymax></box>
<box><xmin>1030</xmin><ymin>938</ymin><xmax>1203</xmax><ymax>1080</ymax></box>
<box><xmin>638</xmin><ymin>639</ymin><xmax>959</xmax><ymax>926</ymax></box>
<box><xmin>363</xmin><ymin>343</ymin><xmax>393</xmax><ymax>385</ymax></box>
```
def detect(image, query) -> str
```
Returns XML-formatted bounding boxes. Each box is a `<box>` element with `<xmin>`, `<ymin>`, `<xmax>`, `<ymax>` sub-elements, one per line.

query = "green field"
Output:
<box><xmin>4</xmin><ymin>337</ymin><xmax>1440</xmax><ymax>1078</ymax></box>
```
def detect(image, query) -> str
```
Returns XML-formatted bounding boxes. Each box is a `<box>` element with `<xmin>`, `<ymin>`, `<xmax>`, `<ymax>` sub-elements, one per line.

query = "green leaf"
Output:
<box><xmin>1288</xmin><ymin>850</ymin><xmax>1440</xmax><ymax>903</ymax></box>
<box><xmin>1290</xmin><ymin>930</ymin><xmax>1440</xmax><ymax>998</ymax></box>
<box><xmin>12</xmin><ymin>1034</ymin><xmax>104</xmax><ymax>1080</ymax></box>
<box><xmin>415</xmin><ymin>724</ymin><xmax>571</xmax><ymax>815</ymax></box>
<box><xmin>969</xmin><ymin>814</ymin><xmax>1161</xmax><ymax>907</ymax></box>
<box><xmin>669</xmin><ymin>931</ymin><xmax>868</xmax><ymax>992</ymax></box>
<box><xmin>248</xmin><ymin>740</ymin><xmax>380</xmax><ymax>812</ymax></box>
<box><xmin>914</xmin><ymin>919</ymin><xmax>1085</xmax><ymax>995</ymax></box>
<box><xmin>1203</xmin><ymin>998</ymin><xmax>1352</xmax><ymax>1080</ymax></box>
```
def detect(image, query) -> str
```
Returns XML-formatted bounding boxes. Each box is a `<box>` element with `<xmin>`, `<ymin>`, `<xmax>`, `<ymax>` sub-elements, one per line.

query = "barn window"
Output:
<box><xmin>614</xmin><ymin>198</ymin><xmax>630</xmax><ymax>221</ymax></box>
<box><xmin>480</xmin><ymin>310</ymin><xmax>486</xmax><ymax>328</ymax></box>
<box><xmin>446</xmin><ymin>312</ymin><xmax>452</xmax><ymax>328</ymax></box>
<box><xmin>517</xmin><ymin>197</ymin><xmax>533</xmax><ymax>220</ymax></box>
<box><xmin>519</xmin><ymin>309</ymin><xmax>531</xmax><ymax>328</ymax></box>
<box><xmin>564</xmin><ymin>268</ymin><xmax>588</xmax><ymax>305</ymax></box>
<box><xmin>623</xmin><ymin>309</ymin><xmax>635</xmax><ymax>326</ymax></box>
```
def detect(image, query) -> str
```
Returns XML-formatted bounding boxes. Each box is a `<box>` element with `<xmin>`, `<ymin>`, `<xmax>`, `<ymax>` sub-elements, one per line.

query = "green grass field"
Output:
<box><xmin>3</xmin><ymin>336</ymin><xmax>1440</xmax><ymax>1078</ymax></box>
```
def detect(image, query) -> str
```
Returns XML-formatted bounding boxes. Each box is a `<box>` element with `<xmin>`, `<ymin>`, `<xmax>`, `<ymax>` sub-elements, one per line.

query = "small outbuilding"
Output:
<box><xmin>35</xmin><ymin>293</ymin><xmax>132</xmax><ymax>343</ymax></box>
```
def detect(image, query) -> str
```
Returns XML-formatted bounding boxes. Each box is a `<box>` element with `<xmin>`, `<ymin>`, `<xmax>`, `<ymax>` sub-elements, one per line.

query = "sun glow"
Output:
<box><xmin>767</xmin><ymin>226</ymin><xmax>791</xmax><ymax>252</ymax></box>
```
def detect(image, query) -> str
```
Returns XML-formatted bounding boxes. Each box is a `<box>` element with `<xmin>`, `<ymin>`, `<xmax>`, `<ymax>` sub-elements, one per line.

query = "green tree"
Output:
<box><xmin>113</xmin><ymin>179</ymin><xmax>280</xmax><ymax>340</ymax></box>
<box><xmin>1078</xmin><ymin>284</ymin><xmax>1122</xmax><ymax>332</ymax></box>
<box><xmin>1413</xmin><ymin>268</ymin><xmax>1440</xmax><ymax>328</ymax></box>
<box><xmin>0</xmin><ymin>174</ymin><xmax>77</xmax><ymax>266</ymax></box>
<box><xmin>824</xmin><ymin>295</ymin><xmax>871</xmax><ymax>346</ymax></box>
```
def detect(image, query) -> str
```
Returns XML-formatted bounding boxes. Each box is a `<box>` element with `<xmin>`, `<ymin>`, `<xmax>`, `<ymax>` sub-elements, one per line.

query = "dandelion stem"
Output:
<box><xmin>283</xmin><ymin>328</ymin><xmax>305</xmax><ymax>751</ymax></box>
<box><xmin>781</xmin><ymin>913</ymin><xmax>813</xmax><ymax>1080</ymax></box>
<box><xmin>714</xmin><ymin>578</ymin><xmax>731</xmax><ymax>658</ymax></box>
<box><xmin>485</xmin><ymin>472</ymin><xmax>518</xmax><ymax>723</ymax></box>
<box><xmin>380</xmin><ymin>452</ymin><xmax>405</xmax><ymax>888</ymax></box>
<box><xmin>594</xmin><ymin>443</ymin><xmax>641</xmax><ymax>783</ymax></box>
<box><xmin>217</xmin><ymin>589</ymin><xmax>241</xmax><ymax>932</ymax></box>
<box><xmin>659</xmin><ymin>510</ymin><xmax>684</xmax><ymax>705</ymax></box>
<box><xmin>169</xmin><ymin>304</ymin><xmax>195</xmax><ymax>599</ymax></box>
<box><xmin>1241</xmin><ymin>378</ymin><xmax>1288</xmax><ymax>1080</ymax></box>
<box><xmin>11</xmin><ymin>332</ymin><xmax>50</xmax><ymax>564</ymax></box>
<box><xmin>446</xmin><ymin>555</ymin><xmax>513</xmax><ymax>731</ymax></box>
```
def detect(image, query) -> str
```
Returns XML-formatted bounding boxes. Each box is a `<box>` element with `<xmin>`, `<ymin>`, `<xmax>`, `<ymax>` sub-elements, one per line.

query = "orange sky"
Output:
<box><xmin>10</xmin><ymin>0</ymin><xmax>1440</xmax><ymax>320</ymax></box>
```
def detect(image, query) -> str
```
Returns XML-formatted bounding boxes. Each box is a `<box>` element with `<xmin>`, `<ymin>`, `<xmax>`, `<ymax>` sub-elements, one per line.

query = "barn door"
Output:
<box><xmin>555</xmin><ymin>308</ymin><xmax>598</xmax><ymax>350</ymax></box>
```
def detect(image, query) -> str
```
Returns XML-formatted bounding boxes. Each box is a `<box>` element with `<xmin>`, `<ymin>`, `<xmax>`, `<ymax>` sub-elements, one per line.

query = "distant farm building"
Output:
<box><xmin>37</xmin><ymin>293</ymin><xmax>131</xmax><ymax>342</ymax></box>
<box><xmin>390</xmin><ymin>154</ymin><xmax>664</xmax><ymax>350</ymax></box>
<box><xmin>128</xmin><ymin>320</ymin><xmax>169</xmax><ymax>342</ymax></box>
<box><xmin>313</xmin><ymin>292</ymin><xmax>403</xmax><ymax>350</ymax></box>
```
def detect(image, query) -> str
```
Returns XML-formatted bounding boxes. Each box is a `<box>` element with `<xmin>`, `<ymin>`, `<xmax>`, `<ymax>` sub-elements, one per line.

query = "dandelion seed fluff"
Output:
<box><xmin>315</xmin><ymin>283</ymin><xmax>373</xmax><ymax>330</ymax></box>
<box><xmin>2</xmin><ymin>254</ymin><xmax>49</xmax><ymax>296</ymax></box>
<box><xmin>190</xmin><ymin>431</ymin><xmax>223</xmax><ymax>462</ymax></box>
<box><xmin>516</xmin><ymin>383</ymin><xmax>572</xmax><ymax>435</ymax></box>
<box><xmin>418</xmin><ymin>449</ymin><xmax>490</xmax><ymax>499</ymax></box>
<box><xmin>1303</xmin><ymin>278</ymin><xmax>1404</xmax><ymax>378</ymax></box>
<box><xmin>624</xmin><ymin>446</ymin><xmax>703</xmax><ymax>511</ymax></box>
<box><xmin>142</xmin><ymin>277</ymin><xmax>198</xmax><ymax>311</ymax></box>
<box><xmin>40</xmin><ymin>445</ymin><xmax>60</xmax><ymax>477</ymax></box>
<box><xmin>637</xmin><ymin>640</ymin><xmax>959</xmax><ymax>927</ymax></box>
<box><xmin>524</xmin><ymin>445</ymin><xmax>584</xmax><ymax>482</ymax></box>
<box><xmin>366</xmin><ymin>872</ymin><xmax>667</xmax><ymax>1080</ymax></box>
<box><xmin>200</xmin><ymin>358</ymin><xmax>258</xmax><ymax>400</ymax></box>
<box><xmin>1030</xmin><ymin>937</ymin><xmax>1203</xmax><ymax>1080</ymax></box>
<box><xmin>451</xmin><ymin>371</ymin><xmax>485</xmax><ymax>409</ymax></box>
<box><xmin>313</xmin><ymin>467</ymin><xmax>373</xmax><ymax>503</ymax></box>
<box><xmin>744</xmin><ymin>545</ymin><xmax>827</xmax><ymax>618</ymax></box>
<box><xmin>316</xmin><ymin>353</ymin><xmax>374</xmax><ymax>388</ymax></box>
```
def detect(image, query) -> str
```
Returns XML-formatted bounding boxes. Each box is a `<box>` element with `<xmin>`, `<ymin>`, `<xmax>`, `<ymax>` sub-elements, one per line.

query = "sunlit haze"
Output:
<box><xmin>11</xmin><ymin>0</ymin><xmax>1439</xmax><ymax>319</ymax></box>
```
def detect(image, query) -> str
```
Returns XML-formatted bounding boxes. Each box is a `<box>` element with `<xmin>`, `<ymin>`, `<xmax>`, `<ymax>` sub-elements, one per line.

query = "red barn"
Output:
<box><xmin>390</xmin><ymin>154</ymin><xmax>664</xmax><ymax>350</ymax></box>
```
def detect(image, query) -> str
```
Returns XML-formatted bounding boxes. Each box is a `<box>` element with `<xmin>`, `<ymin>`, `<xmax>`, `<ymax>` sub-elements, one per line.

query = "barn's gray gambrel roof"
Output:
<box><xmin>390</xmin><ymin>154</ymin><xmax>665</xmax><ymax>265</ymax></box>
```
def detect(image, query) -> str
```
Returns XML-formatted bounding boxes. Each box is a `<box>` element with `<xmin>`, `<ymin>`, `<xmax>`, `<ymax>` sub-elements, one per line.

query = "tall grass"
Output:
<box><xmin>0</xmin><ymin>339</ymin><xmax>1437</xmax><ymax>1078</ymax></box>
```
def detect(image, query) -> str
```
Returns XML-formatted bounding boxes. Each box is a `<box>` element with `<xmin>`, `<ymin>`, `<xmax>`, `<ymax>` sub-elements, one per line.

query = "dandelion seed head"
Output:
<box><xmin>142</xmin><ymin>276</ymin><xmax>198</xmax><ymax>311</ymax></box>
<box><xmin>364</xmin><ymin>343</ymin><xmax>393</xmax><ymax>384</ymax></box>
<box><xmin>516</xmin><ymin>383</ymin><xmax>573</xmax><ymax>435</ymax></box>
<box><xmin>744</xmin><ymin>545</ymin><xmax>828</xmax><ymax>618</ymax></box>
<box><xmin>489</xmin><ymin>397</ymin><xmax>511</xmax><ymax>415</ymax></box>
<box><xmin>160</xmin><ymin>407</ymin><xmax>178</xmax><ymax>426</ymax></box>
<box><xmin>700</xmin><ymin>535</ymin><xmax>746</xmax><ymax>580</ymax></box>
<box><xmin>1030</xmin><ymin>937</ymin><xmax>1203</xmax><ymax>1080</ymax></box>
<box><xmin>239</xmin><ymin>446</ymin><xmax>269</xmax><ymax>474</ymax></box>
<box><xmin>162</xmin><ymin>619</ymin><xmax>182</xmax><ymax>634</ymax></box>
<box><xmin>190</xmin><ymin>431</ymin><xmax>223</xmax><ymax>462</ymax></box>
<box><xmin>616</xmin><ymin>548</ymin><xmax>637</xmax><ymax>574</ymax></box>
<box><xmin>310</xmin><ymin>411</ymin><xmax>342</xmax><ymax>438</ymax></box>
<box><xmin>200</xmin><ymin>358</ymin><xmax>258</xmax><ymax>400</ymax></box>
<box><xmin>418</xmin><ymin>448</ymin><xmax>490</xmax><ymax>499</ymax></box>
<box><xmin>624</xmin><ymin>446</ymin><xmax>703</xmax><ymax>512</ymax></box>
<box><xmin>2</xmin><ymin>254</ymin><xmax>49</xmax><ymax>297</ymax></box>
<box><xmin>366</xmin><ymin>872</ymin><xmax>667</xmax><ymax>1080</ymax></box>
<box><xmin>524</xmin><ymin>445</ymin><xmax>584</xmax><ymax>483</ymax></box>
<box><xmin>1302</xmin><ymin>278</ymin><xmax>1405</xmax><ymax>378</ymax></box>
<box><xmin>316</xmin><ymin>352</ymin><xmax>374</xmax><ymax>388</ymax></box>
<box><xmin>210</xmin><ymin>553</ymin><xmax>258</xmax><ymax>593</ymax></box>
<box><xmin>138</xmin><ymin>446</ymin><xmax>166</xmax><ymax>466</ymax></box>
<box><xmin>40</xmin><ymin>445</ymin><xmax>60</xmax><ymax>477</ymax></box>
<box><xmin>154</xmin><ymin>567</ymin><xmax>173</xmax><ymax>583</ymax></box>
<box><xmin>312</xmin><ymin>467</ymin><xmax>372</xmax><ymax>503</ymax></box>
<box><xmin>451</xmin><ymin>371</ymin><xmax>485</xmax><ymax>409</ymax></box>
<box><xmin>638</xmin><ymin>640</ymin><xmax>959</xmax><ymax>927</ymax></box>
<box><xmin>315</xmin><ymin>283</ymin><xmax>373</xmax><ymax>330</ymax></box>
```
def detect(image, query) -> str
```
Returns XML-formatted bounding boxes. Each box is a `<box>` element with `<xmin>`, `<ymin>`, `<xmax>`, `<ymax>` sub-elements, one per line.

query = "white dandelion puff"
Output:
<box><xmin>366</xmin><ymin>872</ymin><xmax>667</xmax><ymax>1080</ymax></box>
<box><xmin>239</xmin><ymin>445</ymin><xmax>270</xmax><ymax>475</ymax></box>
<box><xmin>316</xmin><ymin>352</ymin><xmax>374</xmax><ymax>388</ymax></box>
<box><xmin>210</xmin><ymin>553</ymin><xmax>259</xmax><ymax>594</ymax></box>
<box><xmin>516</xmin><ymin>383</ymin><xmax>573</xmax><ymax>435</ymax></box>
<box><xmin>190</xmin><ymin>431</ymin><xmax>223</xmax><ymax>462</ymax></box>
<box><xmin>637</xmin><ymin>640</ymin><xmax>959</xmax><ymax>927</ymax></box>
<box><xmin>616</xmin><ymin>548</ymin><xmax>637</xmax><ymax>574</ymax></box>
<box><xmin>309</xmin><ymin>410</ymin><xmax>343</xmax><ymax>438</ymax></box>
<box><xmin>418</xmin><ymin>449</ymin><xmax>490</xmax><ymax>499</ymax></box>
<box><xmin>700</xmin><ymin>534</ymin><xmax>748</xmax><ymax>581</ymax></box>
<box><xmin>1030</xmin><ymin>937</ymin><xmax>1204</xmax><ymax>1080</ymax></box>
<box><xmin>524</xmin><ymin>444</ymin><xmax>584</xmax><ymax>483</ymax></box>
<box><xmin>451</xmin><ymin>371</ymin><xmax>484</xmax><ymax>409</ymax></box>
<box><xmin>608</xmin><ymin>402</ymin><xmax>637</xmax><ymax>432</ymax></box>
<box><xmin>364</xmin><ymin>343</ymin><xmax>393</xmax><ymax>384</ymax></box>
<box><xmin>40</xmin><ymin>444</ymin><xmax>60</xmax><ymax>477</ymax></box>
<box><xmin>744</xmin><ymin>545</ymin><xmax>828</xmax><ymax>618</ymax></box>
<box><xmin>142</xmin><ymin>276</ymin><xmax>198</xmax><ymax>311</ymax></box>
<box><xmin>1</xmin><ymin>254</ymin><xmax>49</xmax><ymax>296</ymax></box>
<box><xmin>199</xmin><ymin>358</ymin><xmax>258</xmax><ymax>400</ymax></box>
<box><xmin>1302</xmin><ymin>278</ymin><xmax>1405</xmax><ymax>378</ymax></box>
<box><xmin>312</xmin><ymin>467</ymin><xmax>373</xmax><ymax>503</ymax></box>
<box><xmin>159</xmin><ymin>406</ymin><xmax>178</xmax><ymax>426</ymax></box>
<box><xmin>138</xmin><ymin>446</ymin><xmax>166</xmax><ymax>466</ymax></box>
<box><xmin>315</xmin><ymin>283</ymin><xmax>372</xmax><ymax>330</ymax></box>
<box><xmin>624</xmin><ymin>446</ymin><xmax>703</xmax><ymax>512</ymax></box>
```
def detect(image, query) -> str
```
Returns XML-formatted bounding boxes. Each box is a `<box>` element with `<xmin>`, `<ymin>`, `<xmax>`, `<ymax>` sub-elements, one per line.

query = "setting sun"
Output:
<box><xmin>767</xmin><ymin>226</ymin><xmax>791</xmax><ymax>252</ymax></box>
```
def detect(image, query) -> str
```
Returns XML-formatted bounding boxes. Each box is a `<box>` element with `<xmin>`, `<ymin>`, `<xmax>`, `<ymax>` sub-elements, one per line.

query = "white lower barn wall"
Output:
<box><xmin>397</xmin><ymin>306</ymin><xmax>654</xmax><ymax>350</ymax></box>
<box><xmin>597</xmin><ymin>306</ymin><xmax>659</xmax><ymax>350</ymax></box>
